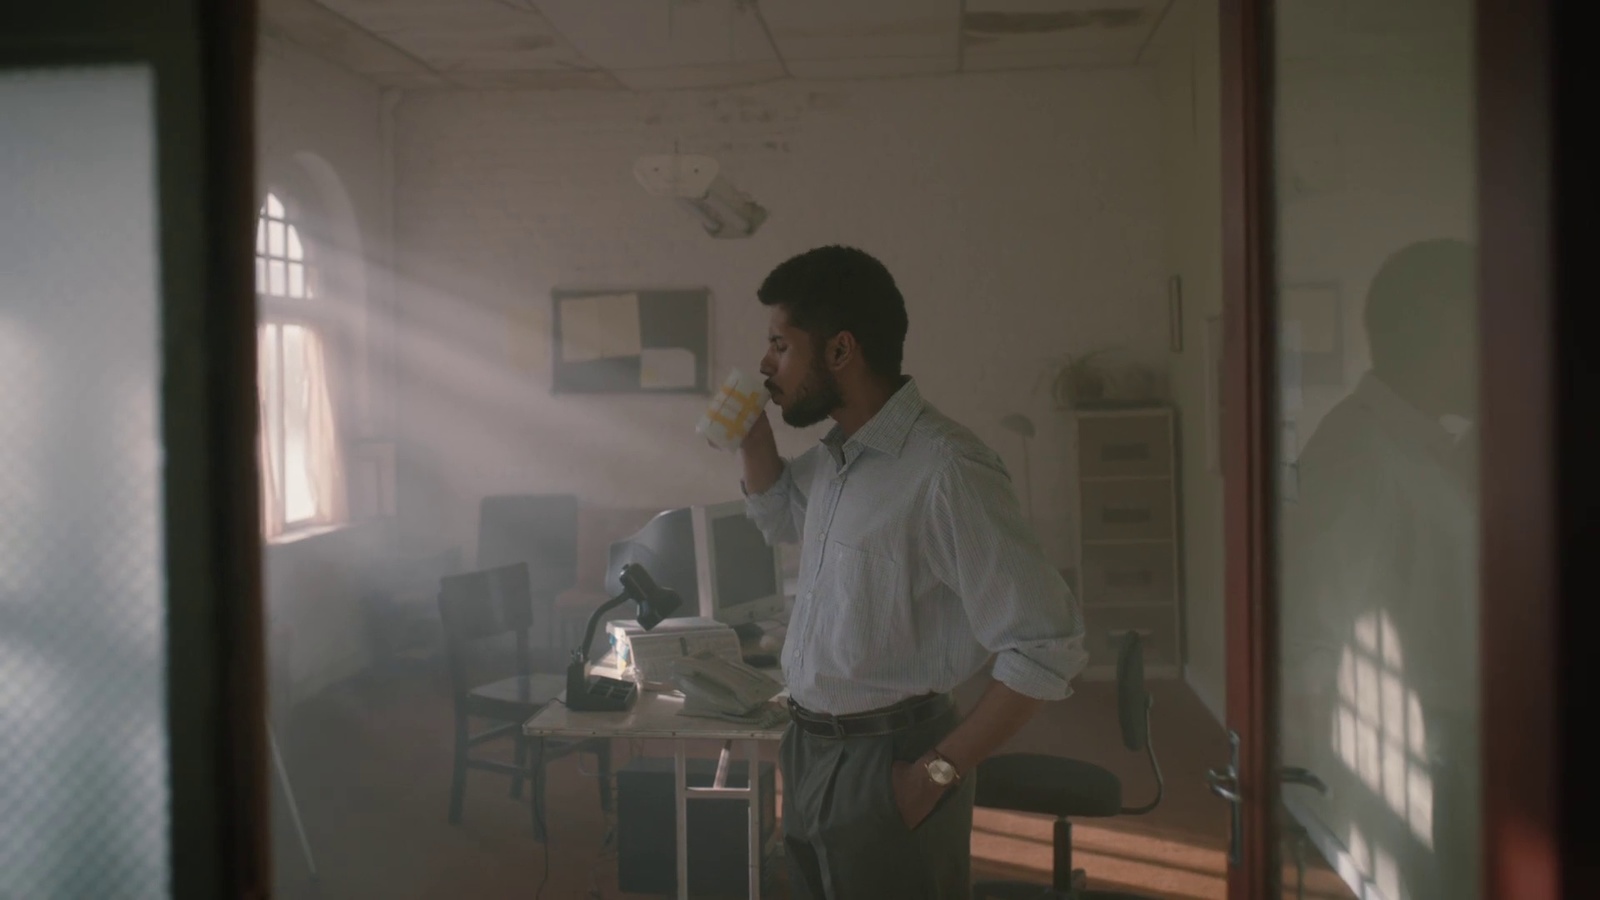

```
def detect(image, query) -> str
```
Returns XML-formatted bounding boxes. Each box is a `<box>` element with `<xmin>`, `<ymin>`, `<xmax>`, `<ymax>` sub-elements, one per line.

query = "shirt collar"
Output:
<box><xmin>1351</xmin><ymin>372</ymin><xmax>1458</xmax><ymax>465</ymax></box>
<box><xmin>822</xmin><ymin>376</ymin><xmax>923</xmax><ymax>464</ymax></box>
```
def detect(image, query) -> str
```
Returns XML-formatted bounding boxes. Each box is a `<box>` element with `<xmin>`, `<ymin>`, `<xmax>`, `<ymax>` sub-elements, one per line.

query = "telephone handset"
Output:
<box><xmin>666</xmin><ymin>652</ymin><xmax>783</xmax><ymax>719</ymax></box>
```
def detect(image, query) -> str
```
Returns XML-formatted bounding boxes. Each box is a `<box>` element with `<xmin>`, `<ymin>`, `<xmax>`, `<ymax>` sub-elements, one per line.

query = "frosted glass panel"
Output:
<box><xmin>1271</xmin><ymin>2</ymin><xmax>1479</xmax><ymax>898</ymax></box>
<box><xmin>0</xmin><ymin>66</ymin><xmax>170</xmax><ymax>898</ymax></box>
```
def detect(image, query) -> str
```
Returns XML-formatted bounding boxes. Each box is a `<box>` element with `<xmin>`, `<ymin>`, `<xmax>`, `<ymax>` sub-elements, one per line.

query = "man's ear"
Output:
<box><xmin>828</xmin><ymin>332</ymin><xmax>855</xmax><ymax>369</ymax></box>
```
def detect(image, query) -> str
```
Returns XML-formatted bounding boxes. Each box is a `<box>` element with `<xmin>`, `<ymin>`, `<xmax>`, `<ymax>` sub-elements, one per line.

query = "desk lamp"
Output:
<box><xmin>567</xmin><ymin>562</ymin><xmax>682</xmax><ymax>712</ymax></box>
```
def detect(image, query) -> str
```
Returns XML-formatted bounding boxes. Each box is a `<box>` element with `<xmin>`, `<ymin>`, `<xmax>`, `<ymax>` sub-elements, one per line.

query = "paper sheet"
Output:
<box><xmin>640</xmin><ymin>347</ymin><xmax>698</xmax><ymax>389</ymax></box>
<box><xmin>561</xmin><ymin>293</ymin><xmax>641</xmax><ymax>362</ymax></box>
<box><xmin>560</xmin><ymin>296</ymin><xmax>601</xmax><ymax>362</ymax></box>
<box><xmin>595</xmin><ymin>293</ymin><xmax>641</xmax><ymax>358</ymax></box>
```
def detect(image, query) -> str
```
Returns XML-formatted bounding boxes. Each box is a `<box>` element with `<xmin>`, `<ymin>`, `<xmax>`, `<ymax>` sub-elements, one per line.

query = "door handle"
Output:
<box><xmin>1279</xmin><ymin>766</ymin><xmax>1328</xmax><ymax>795</ymax></box>
<box><xmin>1206</xmin><ymin>766</ymin><xmax>1241</xmax><ymax>802</ymax></box>
<box><xmin>1209</xmin><ymin>731</ymin><xmax>1244</xmax><ymax>866</ymax></box>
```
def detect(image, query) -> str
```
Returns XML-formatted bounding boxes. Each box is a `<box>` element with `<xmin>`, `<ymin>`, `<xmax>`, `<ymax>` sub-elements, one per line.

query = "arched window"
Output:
<box><xmin>257</xmin><ymin>190</ymin><xmax>346</xmax><ymax>536</ymax></box>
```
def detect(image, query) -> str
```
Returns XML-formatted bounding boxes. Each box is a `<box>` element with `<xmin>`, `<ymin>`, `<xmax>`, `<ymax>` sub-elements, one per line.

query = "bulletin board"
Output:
<box><xmin>550</xmin><ymin>287</ymin><xmax>711</xmax><ymax>395</ymax></box>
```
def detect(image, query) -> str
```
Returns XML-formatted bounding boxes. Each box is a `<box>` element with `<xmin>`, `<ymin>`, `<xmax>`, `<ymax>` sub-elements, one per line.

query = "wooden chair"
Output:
<box><xmin>476</xmin><ymin>494</ymin><xmax>579</xmax><ymax>653</ymax></box>
<box><xmin>437</xmin><ymin>562</ymin><xmax>611</xmax><ymax>840</ymax></box>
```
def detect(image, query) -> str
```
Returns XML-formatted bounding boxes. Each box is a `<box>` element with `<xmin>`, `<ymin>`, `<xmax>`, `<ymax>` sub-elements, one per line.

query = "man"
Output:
<box><xmin>1279</xmin><ymin>238</ymin><xmax>1478</xmax><ymax>900</ymax></box>
<box><xmin>735</xmin><ymin>245</ymin><xmax>1087</xmax><ymax>899</ymax></box>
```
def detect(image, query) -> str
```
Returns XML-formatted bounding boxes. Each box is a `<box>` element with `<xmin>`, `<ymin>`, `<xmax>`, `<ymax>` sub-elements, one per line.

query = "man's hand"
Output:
<box><xmin>889</xmin><ymin>758</ymin><xmax>949</xmax><ymax>830</ymax></box>
<box><xmin>741</xmin><ymin>409</ymin><xmax>776</xmax><ymax>457</ymax></box>
<box><xmin>739</xmin><ymin>410</ymin><xmax>784</xmax><ymax>495</ymax></box>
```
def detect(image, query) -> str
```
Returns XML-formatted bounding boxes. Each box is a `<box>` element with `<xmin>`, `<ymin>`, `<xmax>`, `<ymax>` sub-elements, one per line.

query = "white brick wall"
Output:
<box><xmin>393</xmin><ymin>68</ymin><xmax>1169</xmax><ymax>568</ymax></box>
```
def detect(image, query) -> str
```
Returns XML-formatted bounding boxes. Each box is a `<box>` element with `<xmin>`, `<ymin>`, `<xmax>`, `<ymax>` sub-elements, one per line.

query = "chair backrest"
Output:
<box><xmin>1116</xmin><ymin>631</ymin><xmax>1151</xmax><ymax>752</ymax></box>
<box><xmin>437</xmin><ymin>563</ymin><xmax>533</xmax><ymax>694</ymax></box>
<box><xmin>476</xmin><ymin>494</ymin><xmax>578</xmax><ymax>599</ymax></box>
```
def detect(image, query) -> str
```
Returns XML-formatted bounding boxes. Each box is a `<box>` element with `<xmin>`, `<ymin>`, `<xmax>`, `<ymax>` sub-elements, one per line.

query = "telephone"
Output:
<box><xmin>665</xmin><ymin>652</ymin><xmax>784</xmax><ymax>721</ymax></box>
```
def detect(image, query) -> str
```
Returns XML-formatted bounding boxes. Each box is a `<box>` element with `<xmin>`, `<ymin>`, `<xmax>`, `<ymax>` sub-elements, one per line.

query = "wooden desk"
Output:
<box><xmin>524</xmin><ymin>688</ymin><xmax>788</xmax><ymax>899</ymax></box>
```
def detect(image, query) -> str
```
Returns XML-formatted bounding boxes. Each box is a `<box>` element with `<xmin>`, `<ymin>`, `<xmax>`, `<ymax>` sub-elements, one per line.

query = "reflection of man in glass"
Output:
<box><xmin>1281</xmin><ymin>239</ymin><xmax>1478</xmax><ymax>900</ymax></box>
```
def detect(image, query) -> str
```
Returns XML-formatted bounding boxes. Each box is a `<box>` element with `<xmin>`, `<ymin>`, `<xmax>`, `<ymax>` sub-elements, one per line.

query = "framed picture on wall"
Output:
<box><xmin>550</xmin><ymin>287</ymin><xmax>712</xmax><ymax>395</ymax></box>
<box><xmin>1281</xmin><ymin>282</ymin><xmax>1343</xmax><ymax>386</ymax></box>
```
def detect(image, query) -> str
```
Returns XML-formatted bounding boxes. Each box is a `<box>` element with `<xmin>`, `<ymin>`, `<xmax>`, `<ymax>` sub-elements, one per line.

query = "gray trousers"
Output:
<box><xmin>779</xmin><ymin>703</ymin><xmax>975</xmax><ymax>900</ymax></box>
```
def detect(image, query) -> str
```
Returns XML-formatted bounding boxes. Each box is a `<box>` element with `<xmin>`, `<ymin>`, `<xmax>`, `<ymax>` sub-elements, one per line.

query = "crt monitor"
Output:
<box><xmin>605</xmin><ymin>508</ymin><xmax>698</xmax><ymax>619</ymax></box>
<box><xmin>690</xmin><ymin>500</ymin><xmax>786</xmax><ymax>626</ymax></box>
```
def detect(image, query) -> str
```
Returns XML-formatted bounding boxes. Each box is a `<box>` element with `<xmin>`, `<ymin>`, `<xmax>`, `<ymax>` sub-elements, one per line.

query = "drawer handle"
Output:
<box><xmin>1102</xmin><ymin>507</ymin><xmax>1153</xmax><ymax>524</ymax></box>
<box><xmin>1101</xmin><ymin>442</ymin><xmax>1151</xmax><ymax>462</ymax></box>
<box><xmin>1106</xmin><ymin>569</ymin><xmax>1153</xmax><ymax>587</ymax></box>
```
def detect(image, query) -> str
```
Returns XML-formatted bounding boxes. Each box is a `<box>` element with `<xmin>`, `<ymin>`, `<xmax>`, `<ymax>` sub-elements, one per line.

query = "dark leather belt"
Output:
<box><xmin>787</xmin><ymin>693</ymin><xmax>953</xmax><ymax>739</ymax></box>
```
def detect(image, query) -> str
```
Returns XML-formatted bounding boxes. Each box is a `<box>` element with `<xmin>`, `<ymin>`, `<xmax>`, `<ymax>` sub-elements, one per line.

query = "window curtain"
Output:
<box><xmin>301</xmin><ymin>328</ymin><xmax>348</xmax><ymax>525</ymax></box>
<box><xmin>257</xmin><ymin>324</ymin><xmax>283</xmax><ymax>539</ymax></box>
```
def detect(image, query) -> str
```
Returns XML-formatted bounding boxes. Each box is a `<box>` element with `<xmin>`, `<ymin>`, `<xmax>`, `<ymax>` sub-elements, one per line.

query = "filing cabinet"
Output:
<box><xmin>1074</xmin><ymin>406</ymin><xmax>1182</xmax><ymax>678</ymax></box>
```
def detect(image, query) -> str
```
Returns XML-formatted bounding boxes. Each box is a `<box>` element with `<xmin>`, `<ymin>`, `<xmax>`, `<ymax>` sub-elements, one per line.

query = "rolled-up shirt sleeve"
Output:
<box><xmin>743</xmin><ymin>447</ymin><xmax>818</xmax><ymax>546</ymax></box>
<box><xmin>925</xmin><ymin>449</ymin><xmax>1088</xmax><ymax>700</ymax></box>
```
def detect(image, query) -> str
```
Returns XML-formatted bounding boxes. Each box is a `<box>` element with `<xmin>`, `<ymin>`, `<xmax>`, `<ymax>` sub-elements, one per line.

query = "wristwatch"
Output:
<box><xmin>924</xmin><ymin>750</ymin><xmax>961</xmax><ymax>788</ymax></box>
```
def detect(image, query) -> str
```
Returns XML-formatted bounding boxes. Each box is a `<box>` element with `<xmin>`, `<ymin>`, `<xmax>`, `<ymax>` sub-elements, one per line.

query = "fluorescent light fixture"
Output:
<box><xmin>634</xmin><ymin>153</ymin><xmax>768</xmax><ymax>239</ymax></box>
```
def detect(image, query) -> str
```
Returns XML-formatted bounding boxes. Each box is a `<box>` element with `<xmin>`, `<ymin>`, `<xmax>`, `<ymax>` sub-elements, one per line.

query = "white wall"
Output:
<box><xmin>392</xmin><ymin>69</ymin><xmax>1170</xmax><ymax>568</ymax></box>
<box><xmin>256</xmin><ymin>36</ymin><xmax>395</xmax><ymax>704</ymax></box>
<box><xmin>1151</xmin><ymin>0</ymin><xmax>1227</xmax><ymax>722</ymax></box>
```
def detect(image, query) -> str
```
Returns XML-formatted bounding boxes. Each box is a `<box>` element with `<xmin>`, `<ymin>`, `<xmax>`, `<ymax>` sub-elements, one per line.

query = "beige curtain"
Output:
<box><xmin>257</xmin><ymin>324</ymin><xmax>284</xmax><ymax>539</ymax></box>
<box><xmin>302</xmin><ymin>328</ymin><xmax>348</xmax><ymax>525</ymax></box>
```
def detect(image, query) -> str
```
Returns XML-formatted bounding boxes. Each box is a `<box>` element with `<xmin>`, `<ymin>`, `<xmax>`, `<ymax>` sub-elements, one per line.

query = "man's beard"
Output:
<box><xmin>778</xmin><ymin>357</ymin><xmax>843</xmax><ymax>428</ymax></box>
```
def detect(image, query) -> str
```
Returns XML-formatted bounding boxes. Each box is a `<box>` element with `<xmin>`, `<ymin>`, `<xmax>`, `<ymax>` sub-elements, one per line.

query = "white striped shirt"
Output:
<box><xmin>746</xmin><ymin>378</ymin><xmax>1087</xmax><ymax>715</ymax></box>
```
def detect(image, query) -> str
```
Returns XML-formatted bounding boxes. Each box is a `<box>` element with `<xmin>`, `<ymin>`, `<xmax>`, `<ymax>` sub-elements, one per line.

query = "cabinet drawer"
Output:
<box><xmin>1078</xmin><ymin>414</ymin><xmax>1172</xmax><ymax>478</ymax></box>
<box><xmin>1081</xmin><ymin>479</ymin><xmax>1174</xmax><ymax>541</ymax></box>
<box><xmin>1084</xmin><ymin>606</ymin><xmax>1178</xmax><ymax>669</ymax></box>
<box><xmin>1081</xmin><ymin>543</ymin><xmax>1176</xmax><ymax>605</ymax></box>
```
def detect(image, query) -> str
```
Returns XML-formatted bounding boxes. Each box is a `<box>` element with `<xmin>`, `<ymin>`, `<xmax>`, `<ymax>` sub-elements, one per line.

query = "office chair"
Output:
<box><xmin>973</xmin><ymin>633</ymin><xmax>1163</xmax><ymax>900</ymax></box>
<box><xmin>437</xmin><ymin>562</ymin><xmax>611</xmax><ymax>841</ymax></box>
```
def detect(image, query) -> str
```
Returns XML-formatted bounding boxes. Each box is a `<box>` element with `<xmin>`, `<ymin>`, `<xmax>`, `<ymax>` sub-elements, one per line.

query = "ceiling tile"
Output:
<box><xmin>960</xmin><ymin>0</ymin><xmax>1158</xmax><ymax>74</ymax></box>
<box><xmin>533</xmin><ymin>0</ymin><xmax>778</xmax><ymax>72</ymax></box>
<box><xmin>436</xmin><ymin>69</ymin><xmax>625</xmax><ymax>90</ymax></box>
<box><xmin>962</xmin><ymin>46</ymin><xmax>1140</xmax><ymax>71</ymax></box>
<box><xmin>758</xmin><ymin>0</ymin><xmax>959</xmax><ymax>64</ymax></box>
<box><xmin>609</xmin><ymin>60</ymin><xmax>788</xmax><ymax>92</ymax></box>
<box><xmin>318</xmin><ymin>0</ymin><xmax>596</xmax><ymax>72</ymax></box>
<box><xmin>785</xmin><ymin>56</ymin><xmax>958</xmax><ymax>81</ymax></box>
<box><xmin>261</xmin><ymin>0</ymin><xmax>447</xmax><ymax>83</ymax></box>
<box><xmin>961</xmin><ymin>0</ymin><xmax>1159</xmax><ymax>56</ymax></box>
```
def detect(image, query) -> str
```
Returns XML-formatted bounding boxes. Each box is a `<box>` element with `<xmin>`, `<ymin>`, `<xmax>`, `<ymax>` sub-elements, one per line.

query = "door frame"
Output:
<box><xmin>1219</xmin><ymin>0</ymin><xmax>1575</xmax><ymax>897</ymax></box>
<box><xmin>1218</xmin><ymin>0</ymin><xmax>1277</xmax><ymax>897</ymax></box>
<box><xmin>1</xmin><ymin>5</ymin><xmax>266</xmax><ymax>898</ymax></box>
<box><xmin>1476</xmin><ymin>1</ymin><xmax>1572</xmax><ymax>899</ymax></box>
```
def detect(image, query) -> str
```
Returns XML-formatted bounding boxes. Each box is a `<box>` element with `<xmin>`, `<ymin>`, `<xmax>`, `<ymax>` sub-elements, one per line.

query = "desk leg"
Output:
<box><xmin>675</xmin><ymin>741</ymin><xmax>689</xmax><ymax>900</ymax></box>
<box><xmin>714</xmin><ymin>740</ymin><xmax>732</xmax><ymax>788</ymax></box>
<box><xmin>747</xmin><ymin>739</ymin><xmax>761</xmax><ymax>899</ymax></box>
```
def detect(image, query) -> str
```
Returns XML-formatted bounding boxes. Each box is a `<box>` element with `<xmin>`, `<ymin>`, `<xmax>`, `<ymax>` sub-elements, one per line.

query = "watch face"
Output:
<box><xmin>927</xmin><ymin>758</ymin><xmax>956</xmax><ymax>785</ymax></box>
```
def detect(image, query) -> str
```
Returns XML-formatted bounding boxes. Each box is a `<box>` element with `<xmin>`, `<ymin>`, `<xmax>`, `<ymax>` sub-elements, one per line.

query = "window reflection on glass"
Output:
<box><xmin>1271</xmin><ymin>1</ymin><xmax>1478</xmax><ymax>897</ymax></box>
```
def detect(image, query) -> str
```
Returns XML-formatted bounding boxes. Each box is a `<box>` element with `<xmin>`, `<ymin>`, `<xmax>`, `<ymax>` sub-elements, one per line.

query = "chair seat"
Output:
<box><xmin>465</xmin><ymin>673</ymin><xmax>565</xmax><ymax>722</ymax></box>
<box><xmin>975</xmin><ymin>753</ymin><xmax>1123</xmax><ymax>818</ymax></box>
